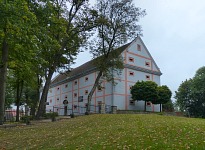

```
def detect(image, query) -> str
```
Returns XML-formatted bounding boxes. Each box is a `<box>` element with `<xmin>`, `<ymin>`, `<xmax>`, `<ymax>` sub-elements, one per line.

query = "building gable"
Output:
<box><xmin>123</xmin><ymin>36</ymin><xmax>161</xmax><ymax>74</ymax></box>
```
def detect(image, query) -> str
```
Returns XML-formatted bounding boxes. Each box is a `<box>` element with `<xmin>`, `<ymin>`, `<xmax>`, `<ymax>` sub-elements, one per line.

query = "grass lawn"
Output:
<box><xmin>0</xmin><ymin>114</ymin><xmax>205</xmax><ymax>150</ymax></box>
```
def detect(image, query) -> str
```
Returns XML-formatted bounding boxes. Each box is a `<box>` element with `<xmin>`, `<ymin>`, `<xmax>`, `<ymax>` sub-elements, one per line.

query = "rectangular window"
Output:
<box><xmin>146</xmin><ymin>75</ymin><xmax>150</xmax><ymax>80</ymax></box>
<box><xmin>129</xmin><ymin>71</ymin><xmax>134</xmax><ymax>76</ymax></box>
<box><xmin>128</xmin><ymin>57</ymin><xmax>134</xmax><ymax>62</ymax></box>
<box><xmin>85</xmin><ymin>77</ymin><xmax>89</xmax><ymax>82</ymax></box>
<box><xmin>145</xmin><ymin>62</ymin><xmax>150</xmax><ymax>67</ymax></box>
<box><xmin>137</xmin><ymin>44</ymin><xmax>141</xmax><ymax>51</ymax></box>
<box><xmin>78</xmin><ymin>96</ymin><xmax>83</xmax><ymax>102</ymax></box>
<box><xmin>130</xmin><ymin>100</ymin><xmax>135</xmax><ymax>105</ymax></box>
<box><xmin>146</xmin><ymin>102</ymin><xmax>151</xmax><ymax>106</ymax></box>
<box><xmin>74</xmin><ymin>93</ymin><xmax>77</xmax><ymax>97</ymax></box>
<box><xmin>129</xmin><ymin>85</ymin><xmax>133</xmax><ymax>90</ymax></box>
<box><xmin>74</xmin><ymin>81</ymin><xmax>77</xmax><ymax>85</ymax></box>
<box><xmin>85</xmin><ymin>90</ymin><xmax>88</xmax><ymax>95</ymax></box>
<box><xmin>97</xmin><ymin>85</ymin><xmax>102</xmax><ymax>91</ymax></box>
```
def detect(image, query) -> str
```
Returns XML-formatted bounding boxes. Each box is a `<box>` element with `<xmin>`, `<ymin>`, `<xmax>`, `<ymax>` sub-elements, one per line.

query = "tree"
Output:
<box><xmin>0</xmin><ymin>0</ymin><xmax>37</xmax><ymax>124</ymax></box>
<box><xmin>35</xmin><ymin>0</ymin><xmax>98</xmax><ymax>118</ymax></box>
<box><xmin>175</xmin><ymin>66</ymin><xmax>205</xmax><ymax>118</ymax></box>
<box><xmin>131</xmin><ymin>81</ymin><xmax>158</xmax><ymax>111</ymax></box>
<box><xmin>152</xmin><ymin>85</ymin><xmax>172</xmax><ymax>112</ymax></box>
<box><xmin>162</xmin><ymin>99</ymin><xmax>174</xmax><ymax>112</ymax></box>
<box><xmin>86</xmin><ymin>0</ymin><xmax>146</xmax><ymax>113</ymax></box>
<box><xmin>175</xmin><ymin>79</ymin><xmax>193</xmax><ymax>112</ymax></box>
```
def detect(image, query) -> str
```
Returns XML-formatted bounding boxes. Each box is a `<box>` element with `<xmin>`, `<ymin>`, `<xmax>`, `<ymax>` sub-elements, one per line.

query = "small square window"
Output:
<box><xmin>130</xmin><ymin>100</ymin><xmax>135</xmax><ymax>105</ymax></box>
<box><xmin>74</xmin><ymin>93</ymin><xmax>77</xmax><ymax>97</ymax></box>
<box><xmin>85</xmin><ymin>77</ymin><xmax>88</xmax><ymax>82</ymax></box>
<box><xmin>97</xmin><ymin>85</ymin><xmax>102</xmax><ymax>91</ymax></box>
<box><xmin>65</xmin><ymin>84</ymin><xmax>68</xmax><ymax>88</ymax></box>
<box><xmin>85</xmin><ymin>90</ymin><xmax>88</xmax><ymax>95</ymax></box>
<box><xmin>129</xmin><ymin>57</ymin><xmax>134</xmax><ymax>62</ymax></box>
<box><xmin>129</xmin><ymin>71</ymin><xmax>134</xmax><ymax>76</ymax></box>
<box><xmin>147</xmin><ymin>102</ymin><xmax>151</xmax><ymax>106</ymax></box>
<box><xmin>65</xmin><ymin>95</ymin><xmax>67</xmax><ymax>99</ymax></box>
<box><xmin>146</xmin><ymin>75</ymin><xmax>150</xmax><ymax>80</ymax></box>
<box><xmin>73</xmin><ymin>105</ymin><xmax>77</xmax><ymax>109</ymax></box>
<box><xmin>85</xmin><ymin>103</ymin><xmax>88</xmax><ymax>107</ymax></box>
<box><xmin>57</xmin><ymin>98</ymin><xmax>59</xmax><ymax>101</ymax></box>
<box><xmin>137</xmin><ymin>44</ymin><xmax>141</xmax><ymax>51</ymax></box>
<box><xmin>145</xmin><ymin>62</ymin><xmax>150</xmax><ymax>67</ymax></box>
<box><xmin>57</xmin><ymin>87</ymin><xmax>60</xmax><ymax>90</ymax></box>
<box><xmin>74</xmin><ymin>81</ymin><xmax>77</xmax><ymax>85</ymax></box>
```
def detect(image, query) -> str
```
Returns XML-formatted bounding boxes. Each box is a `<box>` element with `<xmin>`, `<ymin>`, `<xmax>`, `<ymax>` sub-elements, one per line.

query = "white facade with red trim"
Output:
<box><xmin>46</xmin><ymin>37</ymin><xmax>162</xmax><ymax>115</ymax></box>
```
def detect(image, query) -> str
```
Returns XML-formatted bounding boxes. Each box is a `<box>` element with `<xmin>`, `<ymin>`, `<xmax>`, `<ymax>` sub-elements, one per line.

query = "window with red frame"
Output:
<box><xmin>146</xmin><ymin>75</ymin><xmax>150</xmax><ymax>80</ymax></box>
<box><xmin>85</xmin><ymin>77</ymin><xmax>88</xmax><ymax>82</ymax></box>
<box><xmin>74</xmin><ymin>93</ymin><xmax>77</xmax><ymax>97</ymax></box>
<box><xmin>145</xmin><ymin>62</ymin><xmax>150</xmax><ymax>67</ymax></box>
<box><xmin>129</xmin><ymin>57</ymin><xmax>134</xmax><ymax>62</ymax></box>
<box><xmin>74</xmin><ymin>81</ymin><xmax>77</xmax><ymax>85</ymax></box>
<box><xmin>129</xmin><ymin>71</ymin><xmax>134</xmax><ymax>76</ymax></box>
<box><xmin>137</xmin><ymin>44</ymin><xmax>141</xmax><ymax>51</ymax></box>
<box><xmin>146</xmin><ymin>102</ymin><xmax>151</xmax><ymax>106</ymax></box>
<box><xmin>130</xmin><ymin>100</ymin><xmax>135</xmax><ymax>105</ymax></box>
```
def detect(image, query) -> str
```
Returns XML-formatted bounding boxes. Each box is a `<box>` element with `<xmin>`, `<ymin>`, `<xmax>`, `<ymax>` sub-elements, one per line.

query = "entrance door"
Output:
<box><xmin>64</xmin><ymin>106</ymin><xmax>67</xmax><ymax>116</ymax></box>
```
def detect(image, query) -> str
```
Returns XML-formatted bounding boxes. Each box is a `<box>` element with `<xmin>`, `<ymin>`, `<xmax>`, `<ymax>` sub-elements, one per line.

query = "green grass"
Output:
<box><xmin>0</xmin><ymin>114</ymin><xmax>205</xmax><ymax>149</ymax></box>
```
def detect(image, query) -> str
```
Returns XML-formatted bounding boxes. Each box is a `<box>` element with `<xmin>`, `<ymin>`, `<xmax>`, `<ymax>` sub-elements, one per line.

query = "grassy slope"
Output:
<box><xmin>0</xmin><ymin>114</ymin><xmax>205</xmax><ymax>150</ymax></box>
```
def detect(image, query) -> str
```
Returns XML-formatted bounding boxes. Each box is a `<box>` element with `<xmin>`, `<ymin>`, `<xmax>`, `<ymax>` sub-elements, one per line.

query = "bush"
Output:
<box><xmin>70</xmin><ymin>113</ymin><xmax>75</xmax><ymax>118</ymax></box>
<box><xmin>20</xmin><ymin>116</ymin><xmax>33</xmax><ymax>124</ymax></box>
<box><xmin>44</xmin><ymin>112</ymin><xmax>58</xmax><ymax>119</ymax></box>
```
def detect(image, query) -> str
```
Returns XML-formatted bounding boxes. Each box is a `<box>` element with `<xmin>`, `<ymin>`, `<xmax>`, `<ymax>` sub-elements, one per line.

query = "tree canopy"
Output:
<box><xmin>131</xmin><ymin>81</ymin><xmax>172</xmax><ymax>112</ymax></box>
<box><xmin>175</xmin><ymin>66</ymin><xmax>205</xmax><ymax>118</ymax></box>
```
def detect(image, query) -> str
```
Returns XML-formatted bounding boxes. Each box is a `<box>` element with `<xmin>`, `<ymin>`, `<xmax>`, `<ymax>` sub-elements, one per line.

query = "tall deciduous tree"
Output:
<box><xmin>35</xmin><ymin>0</ymin><xmax>98</xmax><ymax>118</ymax></box>
<box><xmin>87</xmin><ymin>0</ymin><xmax>146</xmax><ymax>112</ymax></box>
<box><xmin>152</xmin><ymin>85</ymin><xmax>172</xmax><ymax>112</ymax></box>
<box><xmin>131</xmin><ymin>81</ymin><xmax>158</xmax><ymax>111</ymax></box>
<box><xmin>0</xmin><ymin>0</ymin><xmax>36</xmax><ymax>124</ymax></box>
<box><xmin>175</xmin><ymin>66</ymin><xmax>205</xmax><ymax>118</ymax></box>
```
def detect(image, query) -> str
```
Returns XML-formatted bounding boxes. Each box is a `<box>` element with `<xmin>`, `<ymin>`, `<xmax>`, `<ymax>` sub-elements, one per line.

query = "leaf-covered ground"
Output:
<box><xmin>0</xmin><ymin>114</ymin><xmax>205</xmax><ymax>150</ymax></box>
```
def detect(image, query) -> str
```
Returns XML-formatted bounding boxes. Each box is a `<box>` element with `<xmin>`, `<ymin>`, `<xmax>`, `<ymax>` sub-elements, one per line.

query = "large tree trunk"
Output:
<box><xmin>87</xmin><ymin>71</ymin><xmax>103</xmax><ymax>113</ymax></box>
<box><xmin>0</xmin><ymin>39</ymin><xmax>8</xmax><ymax>125</ymax></box>
<box><xmin>36</xmin><ymin>69</ymin><xmax>54</xmax><ymax>119</ymax></box>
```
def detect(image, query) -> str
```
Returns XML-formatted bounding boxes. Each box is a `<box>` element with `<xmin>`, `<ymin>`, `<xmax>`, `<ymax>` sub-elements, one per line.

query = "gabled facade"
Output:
<box><xmin>46</xmin><ymin>37</ymin><xmax>162</xmax><ymax>115</ymax></box>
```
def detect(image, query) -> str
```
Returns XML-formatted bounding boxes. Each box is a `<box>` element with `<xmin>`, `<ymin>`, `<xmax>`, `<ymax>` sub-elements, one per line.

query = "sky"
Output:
<box><xmin>71</xmin><ymin>0</ymin><xmax>205</xmax><ymax>100</ymax></box>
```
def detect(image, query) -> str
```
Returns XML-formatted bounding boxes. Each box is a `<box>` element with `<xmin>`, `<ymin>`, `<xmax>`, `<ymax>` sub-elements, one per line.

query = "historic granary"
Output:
<box><xmin>46</xmin><ymin>36</ymin><xmax>162</xmax><ymax>115</ymax></box>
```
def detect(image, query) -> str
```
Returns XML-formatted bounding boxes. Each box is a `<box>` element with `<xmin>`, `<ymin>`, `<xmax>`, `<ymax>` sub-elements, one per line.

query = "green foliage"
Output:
<box><xmin>153</xmin><ymin>85</ymin><xmax>172</xmax><ymax>104</ymax></box>
<box><xmin>175</xmin><ymin>66</ymin><xmax>205</xmax><ymax>118</ymax></box>
<box><xmin>0</xmin><ymin>114</ymin><xmax>205</xmax><ymax>149</ymax></box>
<box><xmin>20</xmin><ymin>115</ymin><xmax>33</xmax><ymax>123</ymax></box>
<box><xmin>131</xmin><ymin>81</ymin><xmax>158</xmax><ymax>102</ymax></box>
<box><xmin>162</xmin><ymin>99</ymin><xmax>174</xmax><ymax>112</ymax></box>
<box><xmin>44</xmin><ymin>112</ymin><xmax>58</xmax><ymax>119</ymax></box>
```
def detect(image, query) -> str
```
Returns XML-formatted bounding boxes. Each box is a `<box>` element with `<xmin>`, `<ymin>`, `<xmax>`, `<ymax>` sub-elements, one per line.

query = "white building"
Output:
<box><xmin>46</xmin><ymin>36</ymin><xmax>162</xmax><ymax>115</ymax></box>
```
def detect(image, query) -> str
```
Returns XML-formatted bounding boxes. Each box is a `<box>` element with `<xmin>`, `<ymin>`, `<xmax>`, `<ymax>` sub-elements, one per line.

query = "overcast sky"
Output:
<box><xmin>71</xmin><ymin>0</ymin><xmax>205</xmax><ymax>100</ymax></box>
